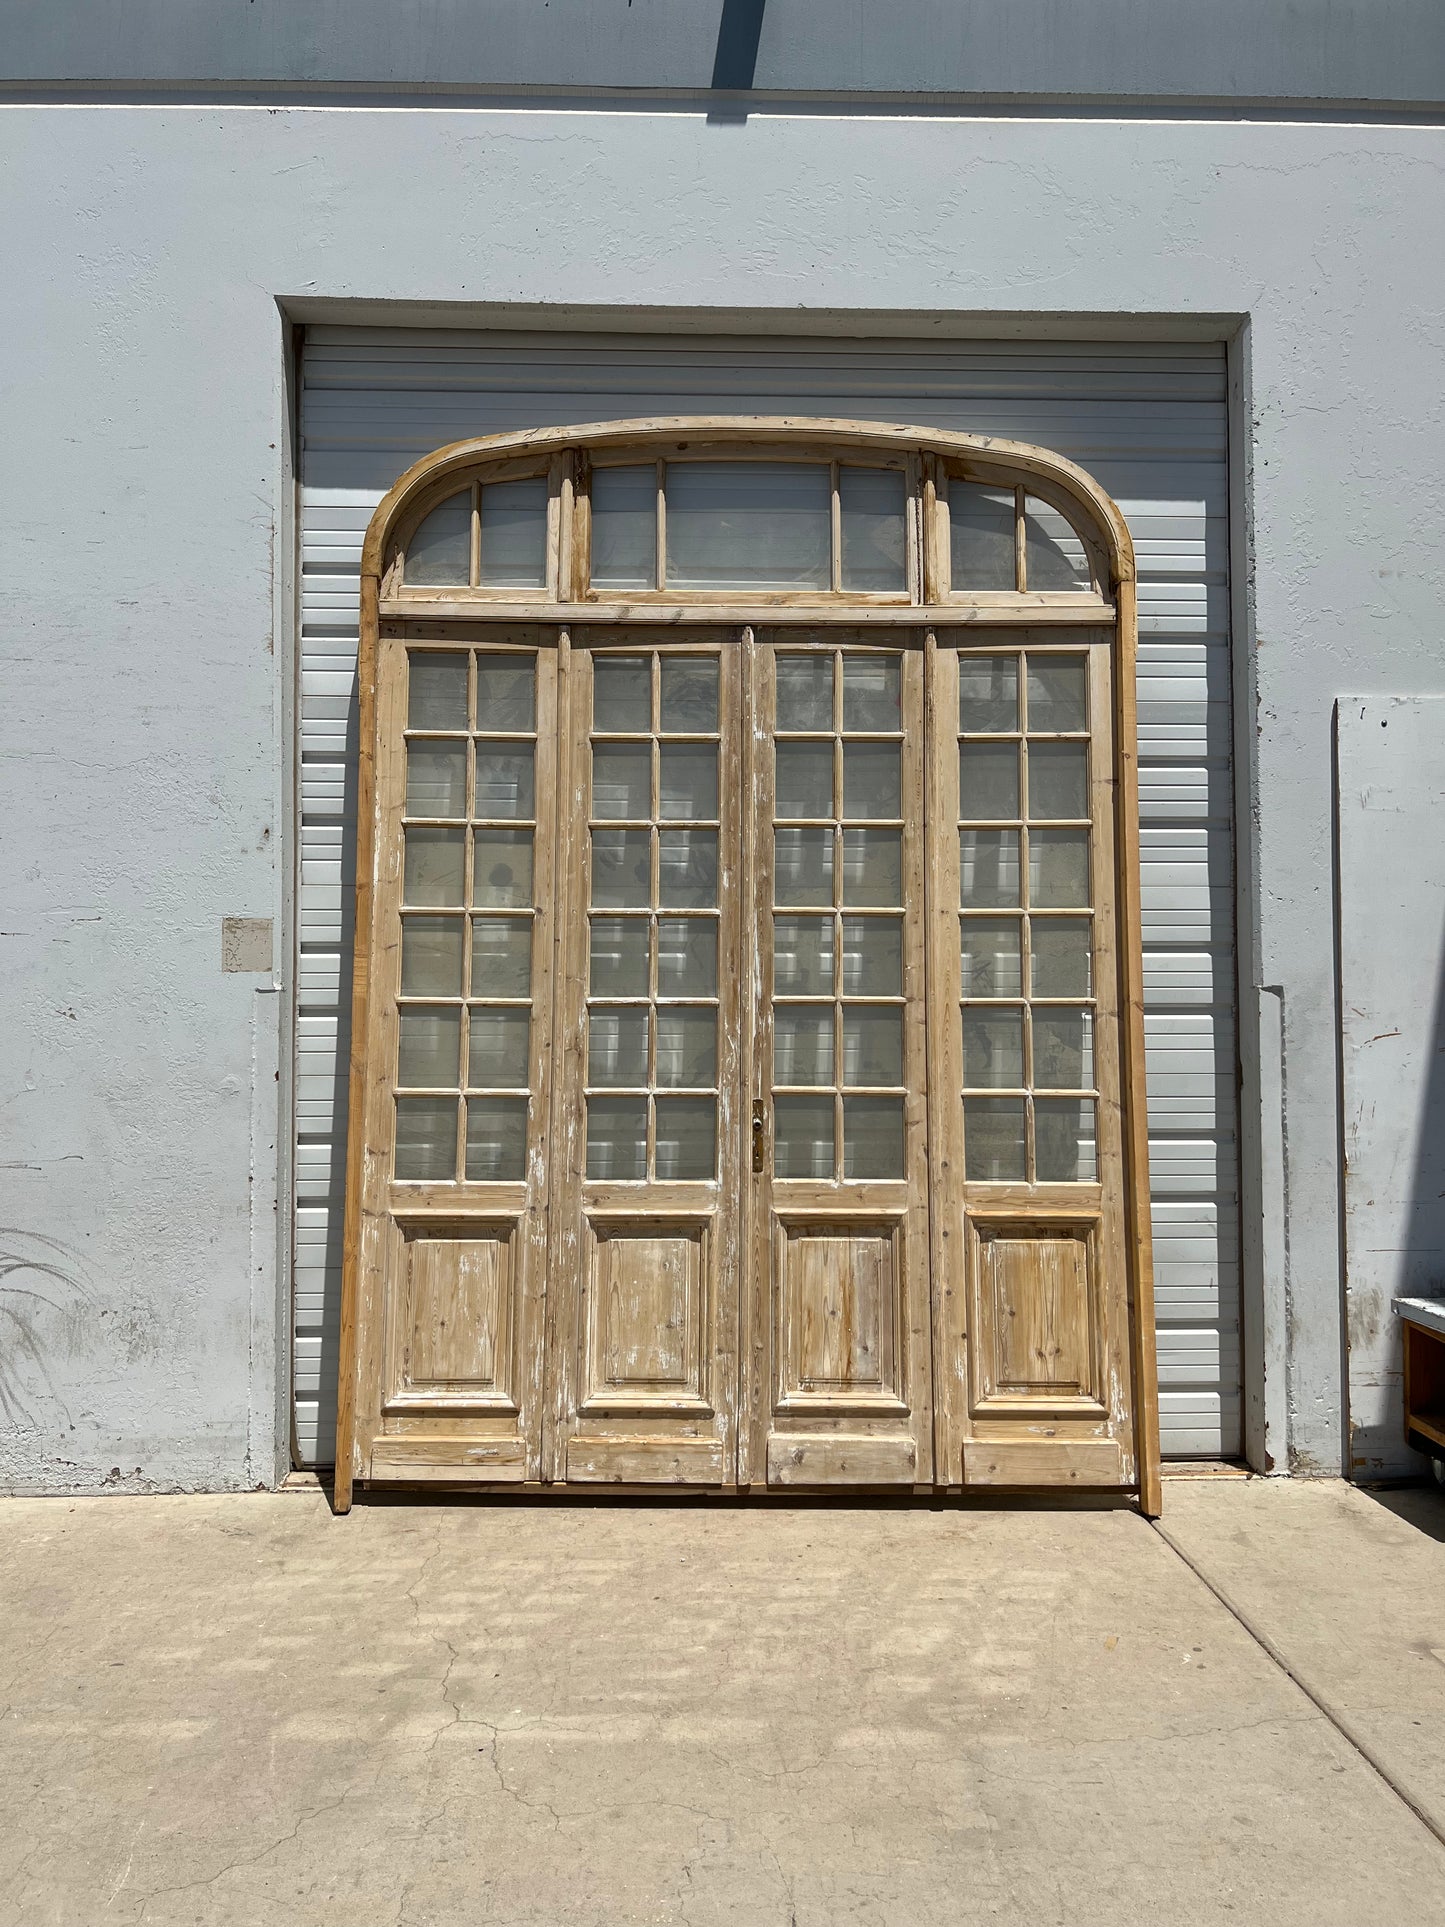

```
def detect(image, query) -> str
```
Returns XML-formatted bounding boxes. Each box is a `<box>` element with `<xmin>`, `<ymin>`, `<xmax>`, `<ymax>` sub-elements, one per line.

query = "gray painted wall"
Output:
<box><xmin>1</xmin><ymin>96</ymin><xmax>1442</xmax><ymax>1489</ymax></box>
<box><xmin>3</xmin><ymin>1</ymin><xmax>1444</xmax><ymax>105</ymax></box>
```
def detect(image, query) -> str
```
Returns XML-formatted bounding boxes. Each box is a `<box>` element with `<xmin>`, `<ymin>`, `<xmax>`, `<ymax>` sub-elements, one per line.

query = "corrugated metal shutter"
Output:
<box><xmin>295</xmin><ymin>327</ymin><xmax>1239</xmax><ymax>1464</ymax></box>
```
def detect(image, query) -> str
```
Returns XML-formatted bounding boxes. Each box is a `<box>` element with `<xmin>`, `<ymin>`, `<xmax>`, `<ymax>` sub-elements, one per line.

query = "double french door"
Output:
<box><xmin>340</xmin><ymin>621</ymin><xmax>1141</xmax><ymax>1496</ymax></box>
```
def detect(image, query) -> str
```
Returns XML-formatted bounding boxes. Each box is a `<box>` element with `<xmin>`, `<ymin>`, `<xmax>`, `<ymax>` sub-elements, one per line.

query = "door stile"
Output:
<box><xmin>924</xmin><ymin>632</ymin><xmax>968</xmax><ymax>1485</ymax></box>
<box><xmin>541</xmin><ymin>623</ymin><xmax>584</xmax><ymax>1482</ymax></box>
<box><xmin>739</xmin><ymin>623</ymin><xmax>768</xmax><ymax>1488</ymax></box>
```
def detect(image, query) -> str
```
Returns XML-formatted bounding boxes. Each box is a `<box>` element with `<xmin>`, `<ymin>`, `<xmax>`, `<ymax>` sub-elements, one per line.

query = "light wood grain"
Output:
<box><xmin>338</xmin><ymin>420</ymin><xmax>1157</xmax><ymax>1505</ymax></box>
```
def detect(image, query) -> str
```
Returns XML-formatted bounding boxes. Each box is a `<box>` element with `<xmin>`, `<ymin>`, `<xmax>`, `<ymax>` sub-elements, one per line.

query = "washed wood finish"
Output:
<box><xmin>335</xmin><ymin>419</ymin><xmax>1157</xmax><ymax>1510</ymax></box>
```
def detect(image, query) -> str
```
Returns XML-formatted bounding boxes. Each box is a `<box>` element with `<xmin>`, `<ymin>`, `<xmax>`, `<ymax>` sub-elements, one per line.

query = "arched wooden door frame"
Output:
<box><xmin>332</xmin><ymin>418</ymin><xmax>1158</xmax><ymax>1514</ymax></box>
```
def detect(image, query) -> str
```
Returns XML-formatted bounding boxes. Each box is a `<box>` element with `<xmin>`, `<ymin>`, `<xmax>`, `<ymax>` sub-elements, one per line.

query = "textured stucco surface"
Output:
<box><xmin>0</xmin><ymin>105</ymin><xmax>1443</xmax><ymax>1489</ymax></box>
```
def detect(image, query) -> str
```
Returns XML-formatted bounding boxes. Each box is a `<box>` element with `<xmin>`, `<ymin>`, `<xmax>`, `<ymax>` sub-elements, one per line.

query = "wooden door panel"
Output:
<box><xmin>966</xmin><ymin>1217</ymin><xmax>1108</xmax><ymax>1417</ymax></box>
<box><xmin>550</xmin><ymin>636</ymin><xmax>742</xmax><ymax>1484</ymax></box>
<box><xmin>774</xmin><ymin>1216</ymin><xmax>908</xmax><ymax>1414</ymax></box>
<box><xmin>384</xmin><ymin>1222</ymin><xmax>520</xmax><ymax>1410</ymax></box>
<box><xmin>928</xmin><ymin>631</ymin><xmax>1138</xmax><ymax>1490</ymax></box>
<box><xmin>346</xmin><ymin>631</ymin><xmax>559</xmax><ymax>1490</ymax></box>
<box><xmin>749</xmin><ymin>635</ymin><xmax>933</xmax><ymax>1486</ymax></box>
<box><xmin>580</xmin><ymin>1215</ymin><xmax>713</xmax><ymax>1415</ymax></box>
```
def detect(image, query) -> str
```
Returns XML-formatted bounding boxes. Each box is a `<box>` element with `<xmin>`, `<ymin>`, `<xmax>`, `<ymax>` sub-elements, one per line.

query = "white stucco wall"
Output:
<box><xmin>1</xmin><ymin>103</ymin><xmax>1441</xmax><ymax>1489</ymax></box>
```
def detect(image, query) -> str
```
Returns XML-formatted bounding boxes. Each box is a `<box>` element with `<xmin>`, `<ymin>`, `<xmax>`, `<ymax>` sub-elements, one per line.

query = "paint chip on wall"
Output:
<box><xmin>222</xmin><ymin>917</ymin><xmax>273</xmax><ymax>973</ymax></box>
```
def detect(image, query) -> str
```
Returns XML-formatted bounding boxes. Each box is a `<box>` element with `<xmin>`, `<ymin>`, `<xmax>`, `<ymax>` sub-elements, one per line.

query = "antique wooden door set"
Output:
<box><xmin>333</xmin><ymin>420</ymin><xmax>1160</xmax><ymax>1512</ymax></box>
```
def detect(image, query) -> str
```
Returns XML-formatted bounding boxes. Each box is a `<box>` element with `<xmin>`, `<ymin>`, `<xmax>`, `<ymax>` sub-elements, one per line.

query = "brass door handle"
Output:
<box><xmin>751</xmin><ymin>1101</ymin><xmax>767</xmax><ymax>1174</ymax></box>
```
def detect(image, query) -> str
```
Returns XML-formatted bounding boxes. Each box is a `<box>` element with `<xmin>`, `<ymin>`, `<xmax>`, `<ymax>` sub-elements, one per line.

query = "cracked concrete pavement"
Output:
<box><xmin>3</xmin><ymin>1479</ymin><xmax>1444</xmax><ymax>1925</ymax></box>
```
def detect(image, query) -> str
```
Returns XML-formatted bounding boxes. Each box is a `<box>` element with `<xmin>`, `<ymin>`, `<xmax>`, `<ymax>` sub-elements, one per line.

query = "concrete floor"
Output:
<box><xmin>3</xmin><ymin>1480</ymin><xmax>1444</xmax><ymax>1926</ymax></box>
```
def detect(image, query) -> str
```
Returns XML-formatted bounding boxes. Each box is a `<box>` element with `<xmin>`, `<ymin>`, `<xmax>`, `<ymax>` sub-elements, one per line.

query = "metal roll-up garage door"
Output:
<box><xmin>294</xmin><ymin>327</ymin><xmax>1239</xmax><ymax>1466</ymax></box>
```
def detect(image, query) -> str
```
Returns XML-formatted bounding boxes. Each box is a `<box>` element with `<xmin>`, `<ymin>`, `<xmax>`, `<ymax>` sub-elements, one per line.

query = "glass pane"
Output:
<box><xmin>1030</xmin><ymin>829</ymin><xmax>1090</xmax><ymax>908</ymax></box>
<box><xmin>960</xmin><ymin>917</ymin><xmax>1021</xmax><ymax>998</ymax></box>
<box><xmin>589</xmin><ymin>1007</ymin><xmax>649</xmax><ymax>1087</ymax></box>
<box><xmin>1035</xmin><ymin>1098</ymin><xmax>1098</xmax><ymax>1182</ymax></box>
<box><xmin>478</xmin><ymin>478</ymin><xmax>547</xmax><ymax>588</ymax></box>
<box><xmin>655</xmin><ymin>1097</ymin><xmax>717</xmax><ymax>1181</ymax></box>
<box><xmin>592</xmin><ymin>743</ymin><xmax>651</xmax><ymax>820</ymax></box>
<box><xmin>842</xmin><ymin>828</ymin><xmax>902</xmax><ymax>905</ymax></box>
<box><xmin>774</xmin><ymin>915</ymin><xmax>834</xmax><ymax>995</ymax></box>
<box><xmin>958</xmin><ymin>654</ymin><xmax>1019</xmax><ymax>733</ymax></box>
<box><xmin>586</xmin><ymin>1096</ymin><xmax>647</xmax><ymax>1181</ymax></box>
<box><xmin>471</xmin><ymin>917</ymin><xmax>532</xmax><ymax>998</ymax></box>
<box><xmin>657</xmin><ymin>918</ymin><xmax>717</xmax><ymax>996</ymax></box>
<box><xmin>843</xmin><ymin>743</ymin><xmax>901</xmax><ymax>820</ymax></box>
<box><xmin>405</xmin><ymin>744</ymin><xmax>466</xmax><ymax>820</ymax></box>
<box><xmin>593</xmin><ymin>656</ymin><xmax>651</xmax><ymax>733</ymax></box>
<box><xmin>666</xmin><ymin>462</ymin><xmax>830</xmax><ymax>588</ymax></box>
<box><xmin>841</xmin><ymin>915</ymin><xmax>901</xmax><ymax>995</ymax></box>
<box><xmin>843</xmin><ymin>1096</ymin><xmax>904</xmax><ymax>1179</ymax></box>
<box><xmin>397</xmin><ymin>1008</ymin><xmax>461</xmax><ymax>1089</ymax></box>
<box><xmin>1029</xmin><ymin>742</ymin><xmax>1088</xmax><ymax>820</ymax></box>
<box><xmin>406</xmin><ymin>494</ymin><xmax>471</xmax><ymax>587</ymax></box>
<box><xmin>964</xmin><ymin>1097</ymin><xmax>1027</xmax><ymax>1182</ymax></box>
<box><xmin>959</xmin><ymin>742</ymin><xmax>1019</xmax><ymax>821</ymax></box>
<box><xmin>962</xmin><ymin>1009</ymin><xmax>1025</xmax><ymax>1088</ymax></box>
<box><xmin>408</xmin><ymin>652</ymin><xmax>468</xmax><ymax>731</ymax></box>
<box><xmin>842</xmin><ymin>653</ymin><xmax>901</xmax><ymax>730</ymax></box>
<box><xmin>775</xmin><ymin>743</ymin><xmax>833</xmax><ymax>819</ymax></box>
<box><xmin>473</xmin><ymin>828</ymin><xmax>534</xmax><ymax>909</ymax></box>
<box><xmin>776</xmin><ymin>654</ymin><xmax>833</xmax><ymax>731</ymax></box>
<box><xmin>394</xmin><ymin>1096</ymin><xmax>457</xmax><ymax>1181</ymax></box>
<box><xmin>949</xmin><ymin>483</ymin><xmax>1015</xmax><ymax>591</ymax></box>
<box><xmin>656</xmin><ymin>1006</ymin><xmax>717</xmax><ymax>1088</ymax></box>
<box><xmin>842</xmin><ymin>1006</ymin><xmax>902</xmax><ymax>1087</ymax></box>
<box><xmin>1030</xmin><ymin>918</ymin><xmax>1092</xmax><ymax>998</ymax></box>
<box><xmin>590</xmin><ymin>916</ymin><xmax>650</xmax><ymax>996</ymax></box>
<box><xmin>959</xmin><ymin>828</ymin><xmax>1020</xmax><ymax>908</ymax></box>
<box><xmin>465</xmin><ymin>1097</ymin><xmax>528</xmax><ymax>1182</ymax></box>
<box><xmin>839</xmin><ymin>470</ymin><xmax>907</xmax><ymax>592</ymax></box>
<box><xmin>659</xmin><ymin>658</ymin><xmax>718</xmax><ymax>733</ymax></box>
<box><xmin>468</xmin><ymin>1007</ymin><xmax>530</xmax><ymax>1089</ymax></box>
<box><xmin>401</xmin><ymin>916</ymin><xmax>464</xmax><ymax>998</ymax></box>
<box><xmin>775</xmin><ymin>828</ymin><xmax>834</xmax><ymax>906</ymax></box>
<box><xmin>474</xmin><ymin>744</ymin><xmax>535</xmax><ymax>820</ymax></box>
<box><xmin>590</xmin><ymin>829</ymin><xmax>651</xmax><ymax>908</ymax></box>
<box><xmin>475</xmin><ymin>655</ymin><xmax>535</xmax><ymax>730</ymax></box>
<box><xmin>774</xmin><ymin>1094</ymin><xmax>834</xmax><ymax>1179</ymax></box>
<box><xmin>774</xmin><ymin>1006</ymin><xmax>834</xmax><ymax>1086</ymax></box>
<box><xmin>1027</xmin><ymin>657</ymin><xmax>1087</xmax><ymax>732</ymax></box>
<box><xmin>590</xmin><ymin>465</ymin><xmax>657</xmax><ymax>589</ymax></box>
<box><xmin>404</xmin><ymin>827</ymin><xmax>465</xmax><ymax>907</ymax></box>
<box><xmin>1032</xmin><ymin>1008</ymin><xmax>1095</xmax><ymax>1090</ymax></box>
<box><xmin>659</xmin><ymin>743</ymin><xmax>718</xmax><ymax>821</ymax></box>
<box><xmin>1024</xmin><ymin>497</ymin><xmax>1092</xmax><ymax>592</ymax></box>
<box><xmin>658</xmin><ymin>829</ymin><xmax>717</xmax><ymax>908</ymax></box>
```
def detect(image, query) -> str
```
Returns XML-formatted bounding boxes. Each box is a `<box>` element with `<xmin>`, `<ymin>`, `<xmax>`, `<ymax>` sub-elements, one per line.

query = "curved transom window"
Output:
<box><xmin>378</xmin><ymin>426</ymin><xmax>1116</xmax><ymax>608</ymax></box>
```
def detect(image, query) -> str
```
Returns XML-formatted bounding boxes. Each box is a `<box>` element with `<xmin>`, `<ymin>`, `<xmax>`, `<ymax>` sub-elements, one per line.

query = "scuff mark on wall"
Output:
<box><xmin>0</xmin><ymin>1229</ymin><xmax>96</xmax><ymax>1429</ymax></box>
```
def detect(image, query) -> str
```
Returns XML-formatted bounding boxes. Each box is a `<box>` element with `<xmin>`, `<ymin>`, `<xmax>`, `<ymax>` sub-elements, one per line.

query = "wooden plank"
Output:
<box><xmin>380</xmin><ymin>597</ymin><xmax>1114</xmax><ymax>626</ymax></box>
<box><xmin>767</xmin><ymin>1434</ymin><xmax>918</xmax><ymax>1486</ymax></box>
<box><xmin>962</xmin><ymin>1438</ymin><xmax>1122</xmax><ymax>1486</ymax></box>
<box><xmin>332</xmin><ymin>567</ymin><xmax>380</xmax><ymax>1515</ymax></box>
<box><xmin>369</xmin><ymin>1436</ymin><xmax>528</xmax><ymax>1479</ymax></box>
<box><xmin>1115</xmin><ymin>575</ymin><xmax>1162</xmax><ymax>1516</ymax></box>
<box><xmin>564</xmin><ymin>1438</ymin><xmax>726</xmax><ymax>1483</ymax></box>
